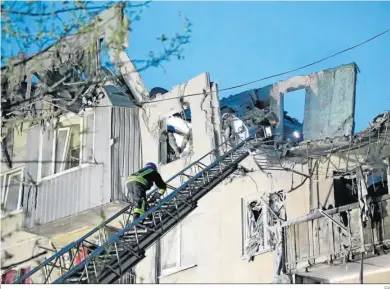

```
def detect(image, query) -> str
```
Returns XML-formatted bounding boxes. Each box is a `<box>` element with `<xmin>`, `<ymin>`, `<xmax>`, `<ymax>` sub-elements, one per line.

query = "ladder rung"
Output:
<box><xmin>22</xmin><ymin>134</ymin><xmax>264</xmax><ymax>284</ymax></box>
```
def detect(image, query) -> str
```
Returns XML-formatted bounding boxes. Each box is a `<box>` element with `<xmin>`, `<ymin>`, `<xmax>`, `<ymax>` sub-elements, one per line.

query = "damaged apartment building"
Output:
<box><xmin>1</xmin><ymin>5</ymin><xmax>390</xmax><ymax>285</ymax></box>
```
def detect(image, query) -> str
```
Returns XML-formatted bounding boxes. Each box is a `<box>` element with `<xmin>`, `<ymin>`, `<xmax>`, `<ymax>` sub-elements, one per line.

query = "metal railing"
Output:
<box><xmin>14</xmin><ymin>127</ymin><xmax>266</xmax><ymax>284</ymax></box>
<box><xmin>283</xmin><ymin>194</ymin><xmax>390</xmax><ymax>273</ymax></box>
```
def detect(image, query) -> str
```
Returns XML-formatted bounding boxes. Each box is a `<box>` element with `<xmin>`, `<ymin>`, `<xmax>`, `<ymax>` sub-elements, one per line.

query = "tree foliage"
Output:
<box><xmin>1</xmin><ymin>0</ymin><xmax>192</xmax><ymax>71</ymax></box>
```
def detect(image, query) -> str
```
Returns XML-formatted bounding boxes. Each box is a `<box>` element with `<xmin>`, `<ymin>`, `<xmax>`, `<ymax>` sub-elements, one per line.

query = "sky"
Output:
<box><xmin>2</xmin><ymin>1</ymin><xmax>390</xmax><ymax>132</ymax></box>
<box><xmin>128</xmin><ymin>1</ymin><xmax>390</xmax><ymax>132</ymax></box>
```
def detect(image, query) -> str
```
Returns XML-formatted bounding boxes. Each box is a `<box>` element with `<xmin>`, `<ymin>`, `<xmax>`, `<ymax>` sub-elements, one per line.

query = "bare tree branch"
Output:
<box><xmin>1</xmin><ymin>1</ymin><xmax>192</xmax><ymax>131</ymax></box>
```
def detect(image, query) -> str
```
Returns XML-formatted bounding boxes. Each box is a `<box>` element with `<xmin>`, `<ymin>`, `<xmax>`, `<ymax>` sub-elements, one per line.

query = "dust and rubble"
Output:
<box><xmin>1</xmin><ymin>5</ymin><xmax>146</xmax><ymax>148</ymax></box>
<box><xmin>219</xmin><ymin>62</ymin><xmax>357</xmax><ymax>146</ymax></box>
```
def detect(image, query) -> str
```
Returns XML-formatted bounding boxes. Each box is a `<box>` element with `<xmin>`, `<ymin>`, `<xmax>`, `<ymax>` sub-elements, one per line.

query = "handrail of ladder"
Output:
<box><xmin>52</xmin><ymin>133</ymin><xmax>256</xmax><ymax>284</ymax></box>
<box><xmin>14</xmin><ymin>129</ymin><xmax>258</xmax><ymax>284</ymax></box>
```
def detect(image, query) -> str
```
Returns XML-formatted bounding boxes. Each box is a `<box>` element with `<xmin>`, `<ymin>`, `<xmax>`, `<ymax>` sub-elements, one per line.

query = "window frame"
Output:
<box><xmin>1</xmin><ymin>128</ymin><xmax>14</xmax><ymax>169</ymax></box>
<box><xmin>52</xmin><ymin>127</ymin><xmax>71</xmax><ymax>174</ymax></box>
<box><xmin>241</xmin><ymin>189</ymin><xmax>285</xmax><ymax>259</ymax></box>
<box><xmin>37</xmin><ymin>111</ymin><xmax>95</xmax><ymax>182</ymax></box>
<box><xmin>159</xmin><ymin>216</ymin><xmax>197</xmax><ymax>278</ymax></box>
<box><xmin>241</xmin><ymin>194</ymin><xmax>270</xmax><ymax>258</ymax></box>
<box><xmin>0</xmin><ymin>167</ymin><xmax>25</xmax><ymax>217</ymax></box>
<box><xmin>160</xmin><ymin>223</ymin><xmax>182</xmax><ymax>274</ymax></box>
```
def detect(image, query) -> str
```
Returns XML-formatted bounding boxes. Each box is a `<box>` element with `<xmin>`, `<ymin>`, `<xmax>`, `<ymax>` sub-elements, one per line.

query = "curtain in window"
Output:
<box><xmin>1</xmin><ymin>270</ymin><xmax>15</xmax><ymax>284</ymax></box>
<box><xmin>1</xmin><ymin>267</ymin><xmax>31</xmax><ymax>284</ymax></box>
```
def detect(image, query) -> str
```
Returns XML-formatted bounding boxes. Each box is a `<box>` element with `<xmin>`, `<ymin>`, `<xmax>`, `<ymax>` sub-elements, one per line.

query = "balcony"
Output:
<box><xmin>283</xmin><ymin>194</ymin><xmax>390</xmax><ymax>274</ymax></box>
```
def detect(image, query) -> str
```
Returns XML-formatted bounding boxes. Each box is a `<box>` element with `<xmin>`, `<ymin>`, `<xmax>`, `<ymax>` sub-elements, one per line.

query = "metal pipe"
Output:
<box><xmin>360</xmin><ymin>252</ymin><xmax>364</xmax><ymax>284</ymax></box>
<box><xmin>283</xmin><ymin>194</ymin><xmax>390</xmax><ymax>227</ymax></box>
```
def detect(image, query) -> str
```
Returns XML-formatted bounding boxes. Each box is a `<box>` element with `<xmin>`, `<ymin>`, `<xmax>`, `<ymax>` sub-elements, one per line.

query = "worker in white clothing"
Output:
<box><xmin>221</xmin><ymin>113</ymin><xmax>250</xmax><ymax>148</ymax></box>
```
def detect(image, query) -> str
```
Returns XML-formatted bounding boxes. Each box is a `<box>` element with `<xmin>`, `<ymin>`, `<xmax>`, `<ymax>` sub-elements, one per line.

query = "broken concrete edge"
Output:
<box><xmin>1</xmin><ymin>3</ymin><xmax>149</xmax><ymax>132</ymax></box>
<box><xmin>220</xmin><ymin>62</ymin><xmax>357</xmax><ymax>142</ymax></box>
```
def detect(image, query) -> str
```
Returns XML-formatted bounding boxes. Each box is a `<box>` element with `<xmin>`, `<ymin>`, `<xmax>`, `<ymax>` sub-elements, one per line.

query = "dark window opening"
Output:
<box><xmin>249</xmin><ymin>200</ymin><xmax>262</xmax><ymax>221</ymax></box>
<box><xmin>333</xmin><ymin>170</ymin><xmax>388</xmax><ymax>230</ymax></box>
<box><xmin>333</xmin><ymin>172</ymin><xmax>358</xmax><ymax>208</ymax></box>
<box><xmin>333</xmin><ymin>172</ymin><xmax>358</xmax><ymax>227</ymax></box>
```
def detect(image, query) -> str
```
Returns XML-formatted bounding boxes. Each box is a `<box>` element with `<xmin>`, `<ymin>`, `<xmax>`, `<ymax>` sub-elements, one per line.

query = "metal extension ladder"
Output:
<box><xmin>14</xmin><ymin>133</ymin><xmax>264</xmax><ymax>284</ymax></box>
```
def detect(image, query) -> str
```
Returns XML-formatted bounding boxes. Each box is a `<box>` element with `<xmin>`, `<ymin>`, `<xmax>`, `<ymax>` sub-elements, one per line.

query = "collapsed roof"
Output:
<box><xmin>1</xmin><ymin>5</ymin><xmax>147</xmax><ymax>134</ymax></box>
<box><xmin>220</xmin><ymin>63</ymin><xmax>358</xmax><ymax>142</ymax></box>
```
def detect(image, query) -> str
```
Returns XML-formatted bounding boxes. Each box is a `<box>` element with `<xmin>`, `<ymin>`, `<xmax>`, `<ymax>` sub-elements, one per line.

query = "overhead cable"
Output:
<box><xmin>140</xmin><ymin>27</ymin><xmax>390</xmax><ymax>105</ymax></box>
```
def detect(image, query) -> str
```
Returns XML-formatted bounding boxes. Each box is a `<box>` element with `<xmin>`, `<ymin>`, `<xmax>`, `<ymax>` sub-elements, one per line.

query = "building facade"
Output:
<box><xmin>1</xmin><ymin>5</ymin><xmax>390</xmax><ymax>284</ymax></box>
<box><xmin>132</xmin><ymin>65</ymin><xmax>390</xmax><ymax>284</ymax></box>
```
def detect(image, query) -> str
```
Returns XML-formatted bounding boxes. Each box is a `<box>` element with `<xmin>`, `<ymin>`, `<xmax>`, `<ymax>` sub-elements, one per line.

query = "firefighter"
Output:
<box><xmin>126</xmin><ymin>162</ymin><xmax>167</xmax><ymax>220</ymax></box>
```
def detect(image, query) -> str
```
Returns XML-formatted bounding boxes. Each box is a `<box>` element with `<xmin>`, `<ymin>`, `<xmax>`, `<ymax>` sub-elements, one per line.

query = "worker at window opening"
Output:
<box><xmin>180</xmin><ymin>129</ymin><xmax>192</xmax><ymax>154</ymax></box>
<box><xmin>221</xmin><ymin>113</ymin><xmax>249</xmax><ymax>147</ymax></box>
<box><xmin>126</xmin><ymin>162</ymin><xmax>167</xmax><ymax>220</ymax></box>
<box><xmin>166</xmin><ymin>117</ymin><xmax>193</xmax><ymax>161</ymax></box>
<box><xmin>167</xmin><ymin>125</ymin><xmax>181</xmax><ymax>162</ymax></box>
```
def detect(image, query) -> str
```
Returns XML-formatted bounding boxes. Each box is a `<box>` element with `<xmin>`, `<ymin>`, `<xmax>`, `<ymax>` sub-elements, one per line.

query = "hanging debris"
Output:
<box><xmin>244</xmin><ymin>200</ymin><xmax>265</xmax><ymax>261</ymax></box>
<box><xmin>224</xmin><ymin>165</ymin><xmax>254</xmax><ymax>184</ymax></box>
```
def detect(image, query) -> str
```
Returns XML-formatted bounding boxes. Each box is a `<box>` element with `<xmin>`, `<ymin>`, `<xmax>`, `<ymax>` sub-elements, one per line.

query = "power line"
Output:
<box><xmin>3</xmin><ymin>27</ymin><xmax>390</xmax><ymax>113</ymax></box>
<box><xmin>140</xmin><ymin>27</ymin><xmax>390</xmax><ymax>105</ymax></box>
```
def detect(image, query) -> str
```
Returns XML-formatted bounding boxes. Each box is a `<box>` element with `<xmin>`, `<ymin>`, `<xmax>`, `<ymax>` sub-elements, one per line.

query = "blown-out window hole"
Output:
<box><xmin>284</xmin><ymin>89</ymin><xmax>306</xmax><ymax>124</ymax></box>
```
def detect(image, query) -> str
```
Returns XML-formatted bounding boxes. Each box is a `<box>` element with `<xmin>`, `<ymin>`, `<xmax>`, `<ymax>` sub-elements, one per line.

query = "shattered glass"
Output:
<box><xmin>244</xmin><ymin>200</ymin><xmax>265</xmax><ymax>260</ymax></box>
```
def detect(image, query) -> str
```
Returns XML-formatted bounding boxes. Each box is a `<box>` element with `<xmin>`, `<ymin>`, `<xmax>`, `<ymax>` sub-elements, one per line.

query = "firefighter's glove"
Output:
<box><xmin>149</xmin><ymin>193</ymin><xmax>160</xmax><ymax>204</ymax></box>
<box><xmin>153</xmin><ymin>195</ymin><xmax>160</xmax><ymax>203</ymax></box>
<box><xmin>158</xmin><ymin>188</ymin><xmax>166</xmax><ymax>195</ymax></box>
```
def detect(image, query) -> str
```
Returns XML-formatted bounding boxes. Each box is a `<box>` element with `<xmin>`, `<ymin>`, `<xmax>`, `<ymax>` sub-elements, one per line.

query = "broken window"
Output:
<box><xmin>284</xmin><ymin>89</ymin><xmax>305</xmax><ymax>124</ymax></box>
<box><xmin>39</xmin><ymin>112</ymin><xmax>95</xmax><ymax>180</ymax></box>
<box><xmin>242</xmin><ymin>192</ymin><xmax>285</xmax><ymax>262</ymax></box>
<box><xmin>1</xmin><ymin>129</ymin><xmax>13</xmax><ymax>169</ymax></box>
<box><xmin>282</xmin><ymin>89</ymin><xmax>304</xmax><ymax>142</ymax></box>
<box><xmin>158</xmin><ymin>127</ymin><xmax>168</xmax><ymax>165</ymax></box>
<box><xmin>0</xmin><ymin>168</ymin><xmax>24</xmax><ymax>215</ymax></box>
<box><xmin>333</xmin><ymin>171</ymin><xmax>358</xmax><ymax>227</ymax></box>
<box><xmin>242</xmin><ymin>196</ymin><xmax>269</xmax><ymax>260</ymax></box>
<box><xmin>364</xmin><ymin>168</ymin><xmax>388</xmax><ymax>245</ymax></box>
<box><xmin>54</xmin><ymin>120</ymin><xmax>81</xmax><ymax>173</ymax></box>
<box><xmin>333</xmin><ymin>172</ymin><xmax>358</xmax><ymax>208</ymax></box>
